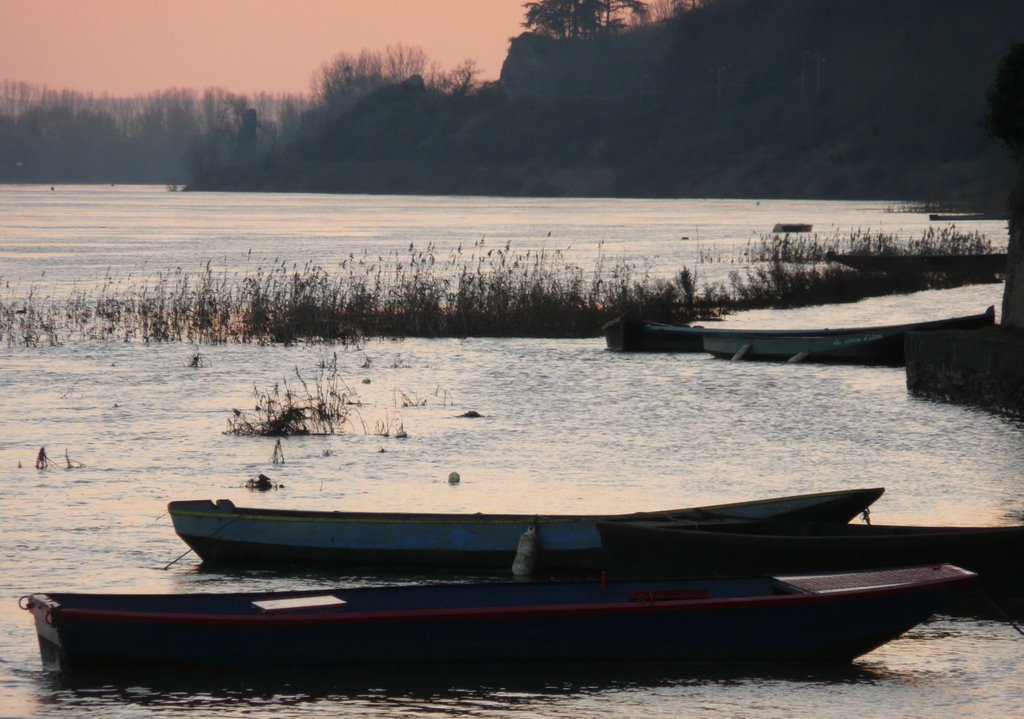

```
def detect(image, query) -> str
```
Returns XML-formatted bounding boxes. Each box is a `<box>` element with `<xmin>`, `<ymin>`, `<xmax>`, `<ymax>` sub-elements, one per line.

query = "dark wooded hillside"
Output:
<box><xmin>193</xmin><ymin>0</ymin><xmax>1023</xmax><ymax>201</ymax></box>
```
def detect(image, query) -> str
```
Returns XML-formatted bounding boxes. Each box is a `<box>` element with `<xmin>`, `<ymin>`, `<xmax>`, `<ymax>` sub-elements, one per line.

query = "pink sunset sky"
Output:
<box><xmin>1</xmin><ymin>0</ymin><xmax>528</xmax><ymax>97</ymax></box>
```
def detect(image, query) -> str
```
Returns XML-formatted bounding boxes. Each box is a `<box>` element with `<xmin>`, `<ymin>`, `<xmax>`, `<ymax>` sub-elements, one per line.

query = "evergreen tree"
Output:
<box><xmin>523</xmin><ymin>0</ymin><xmax>648</xmax><ymax>40</ymax></box>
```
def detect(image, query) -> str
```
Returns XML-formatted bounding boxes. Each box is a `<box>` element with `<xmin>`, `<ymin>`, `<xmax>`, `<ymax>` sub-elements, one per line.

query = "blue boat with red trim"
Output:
<box><xmin>22</xmin><ymin>564</ymin><xmax>974</xmax><ymax>671</ymax></box>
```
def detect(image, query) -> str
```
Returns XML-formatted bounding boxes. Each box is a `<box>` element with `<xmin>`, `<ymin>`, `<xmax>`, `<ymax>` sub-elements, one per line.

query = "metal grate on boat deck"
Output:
<box><xmin>776</xmin><ymin>564</ymin><xmax>971</xmax><ymax>594</ymax></box>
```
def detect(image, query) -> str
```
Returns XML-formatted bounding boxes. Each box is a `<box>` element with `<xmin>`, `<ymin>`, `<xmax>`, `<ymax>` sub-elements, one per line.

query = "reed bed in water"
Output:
<box><xmin>731</xmin><ymin>227</ymin><xmax>999</xmax><ymax>264</ymax></box>
<box><xmin>0</xmin><ymin>236</ymin><xmax>996</xmax><ymax>346</ymax></box>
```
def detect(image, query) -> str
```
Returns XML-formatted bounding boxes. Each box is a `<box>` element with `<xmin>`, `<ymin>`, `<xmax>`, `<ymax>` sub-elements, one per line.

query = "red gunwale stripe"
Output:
<box><xmin>53</xmin><ymin>573</ymin><xmax>974</xmax><ymax>628</ymax></box>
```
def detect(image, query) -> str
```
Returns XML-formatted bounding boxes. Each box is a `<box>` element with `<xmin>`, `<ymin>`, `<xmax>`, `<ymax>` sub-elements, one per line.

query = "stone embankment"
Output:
<box><xmin>906</xmin><ymin>326</ymin><xmax>1024</xmax><ymax>416</ymax></box>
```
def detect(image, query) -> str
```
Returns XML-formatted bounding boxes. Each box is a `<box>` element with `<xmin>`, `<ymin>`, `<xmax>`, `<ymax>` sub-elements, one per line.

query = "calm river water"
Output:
<box><xmin>1</xmin><ymin>185</ymin><xmax>1022</xmax><ymax>717</ymax></box>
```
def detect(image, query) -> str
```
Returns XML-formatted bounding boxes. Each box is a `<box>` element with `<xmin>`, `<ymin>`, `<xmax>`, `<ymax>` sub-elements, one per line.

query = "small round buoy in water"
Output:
<box><xmin>448</xmin><ymin>471</ymin><xmax>460</xmax><ymax>484</ymax></box>
<box><xmin>511</xmin><ymin>525</ymin><xmax>538</xmax><ymax>576</ymax></box>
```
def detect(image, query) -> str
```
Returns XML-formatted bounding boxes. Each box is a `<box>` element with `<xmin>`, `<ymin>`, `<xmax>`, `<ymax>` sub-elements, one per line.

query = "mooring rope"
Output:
<box><xmin>162</xmin><ymin>512</ymin><xmax>243</xmax><ymax>571</ymax></box>
<box><xmin>978</xmin><ymin>586</ymin><xmax>1024</xmax><ymax>639</ymax></box>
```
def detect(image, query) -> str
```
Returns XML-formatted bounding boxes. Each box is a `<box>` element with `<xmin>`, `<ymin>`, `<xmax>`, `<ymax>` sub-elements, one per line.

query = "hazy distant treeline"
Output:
<box><xmin>0</xmin><ymin>80</ymin><xmax>309</xmax><ymax>184</ymax></box>
<box><xmin>0</xmin><ymin>40</ymin><xmax>489</xmax><ymax>186</ymax></box>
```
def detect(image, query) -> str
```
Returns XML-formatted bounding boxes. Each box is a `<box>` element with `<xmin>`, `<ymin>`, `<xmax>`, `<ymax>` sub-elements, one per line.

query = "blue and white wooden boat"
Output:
<box><xmin>701</xmin><ymin>306</ymin><xmax>995</xmax><ymax>365</ymax></box>
<box><xmin>22</xmin><ymin>564</ymin><xmax>975</xmax><ymax>671</ymax></box>
<box><xmin>602</xmin><ymin>307</ymin><xmax>995</xmax><ymax>360</ymax></box>
<box><xmin>167</xmin><ymin>488</ymin><xmax>884</xmax><ymax>570</ymax></box>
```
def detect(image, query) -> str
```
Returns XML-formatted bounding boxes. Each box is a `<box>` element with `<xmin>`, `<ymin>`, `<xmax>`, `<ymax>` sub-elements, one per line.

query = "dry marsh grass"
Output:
<box><xmin>730</xmin><ymin>227</ymin><xmax>999</xmax><ymax>265</ymax></box>
<box><xmin>0</xmin><ymin>232</ymin><xmax>1001</xmax><ymax>346</ymax></box>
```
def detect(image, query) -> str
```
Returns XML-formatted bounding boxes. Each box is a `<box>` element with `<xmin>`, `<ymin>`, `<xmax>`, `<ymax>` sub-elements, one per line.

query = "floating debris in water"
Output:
<box><xmin>185</xmin><ymin>352</ymin><xmax>210</xmax><ymax>368</ymax></box>
<box><xmin>65</xmin><ymin>450</ymin><xmax>85</xmax><ymax>469</ymax></box>
<box><xmin>448</xmin><ymin>471</ymin><xmax>461</xmax><ymax>484</ymax></box>
<box><xmin>35</xmin><ymin>447</ymin><xmax>49</xmax><ymax>469</ymax></box>
<box><xmin>457</xmin><ymin>410</ymin><xmax>483</xmax><ymax>418</ymax></box>
<box><xmin>246</xmin><ymin>473</ymin><xmax>282</xmax><ymax>491</ymax></box>
<box><xmin>272</xmin><ymin>439</ymin><xmax>285</xmax><ymax>465</ymax></box>
<box><xmin>434</xmin><ymin>386</ymin><xmax>453</xmax><ymax>407</ymax></box>
<box><xmin>226</xmin><ymin>355</ymin><xmax>355</xmax><ymax>436</ymax></box>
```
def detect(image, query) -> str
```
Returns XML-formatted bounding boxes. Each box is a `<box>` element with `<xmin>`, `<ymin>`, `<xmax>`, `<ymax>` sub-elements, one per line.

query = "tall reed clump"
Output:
<box><xmin>0</xmin><ymin>287</ymin><xmax>62</xmax><ymax>346</ymax></box>
<box><xmin>226</xmin><ymin>353</ymin><xmax>355</xmax><ymax>436</ymax></box>
<box><xmin>736</xmin><ymin>227</ymin><xmax>998</xmax><ymax>264</ymax></box>
<box><xmin>728</xmin><ymin>262</ymin><xmax>866</xmax><ymax>309</ymax></box>
<box><xmin>0</xmin><ymin>230</ymin><xmax>1002</xmax><ymax>346</ymax></box>
<box><xmin>1</xmin><ymin>240</ymin><xmax>725</xmax><ymax>344</ymax></box>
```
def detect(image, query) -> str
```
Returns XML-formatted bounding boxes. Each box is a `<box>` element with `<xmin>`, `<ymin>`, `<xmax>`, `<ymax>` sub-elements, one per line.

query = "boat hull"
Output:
<box><xmin>597</xmin><ymin>519</ymin><xmax>1024</xmax><ymax>582</ymax></box>
<box><xmin>701</xmin><ymin>306</ymin><xmax>995</xmax><ymax>365</ymax></box>
<box><xmin>702</xmin><ymin>330</ymin><xmax>905</xmax><ymax>365</ymax></box>
<box><xmin>24</xmin><ymin>565</ymin><xmax>975</xmax><ymax>671</ymax></box>
<box><xmin>603</xmin><ymin>307</ymin><xmax>994</xmax><ymax>359</ymax></box>
<box><xmin>829</xmin><ymin>253</ymin><xmax>1007</xmax><ymax>278</ymax></box>
<box><xmin>167</xmin><ymin>488</ymin><xmax>884</xmax><ymax>569</ymax></box>
<box><xmin>602</xmin><ymin>316</ymin><xmax>706</xmax><ymax>352</ymax></box>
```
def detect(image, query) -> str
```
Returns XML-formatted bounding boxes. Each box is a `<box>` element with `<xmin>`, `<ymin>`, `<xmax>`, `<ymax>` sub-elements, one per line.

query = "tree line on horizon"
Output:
<box><xmin>0</xmin><ymin>0</ymin><xmax>710</xmax><ymax>186</ymax></box>
<box><xmin>0</xmin><ymin>80</ymin><xmax>310</xmax><ymax>184</ymax></box>
<box><xmin>0</xmin><ymin>0</ymin><xmax>1018</xmax><ymax>204</ymax></box>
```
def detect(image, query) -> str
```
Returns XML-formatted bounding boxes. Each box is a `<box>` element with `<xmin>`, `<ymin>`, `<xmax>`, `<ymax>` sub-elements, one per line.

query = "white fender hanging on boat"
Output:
<box><xmin>511</xmin><ymin>524</ymin><xmax>538</xmax><ymax>576</ymax></box>
<box><xmin>731</xmin><ymin>344</ymin><xmax>751</xmax><ymax>361</ymax></box>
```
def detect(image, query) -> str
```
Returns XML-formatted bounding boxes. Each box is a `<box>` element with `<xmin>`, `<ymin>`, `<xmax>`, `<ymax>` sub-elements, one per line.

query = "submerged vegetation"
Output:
<box><xmin>0</xmin><ymin>231</ymin><xmax>1003</xmax><ymax>347</ymax></box>
<box><xmin>224</xmin><ymin>354</ymin><xmax>415</xmax><ymax>438</ymax></box>
<box><xmin>225</xmin><ymin>354</ymin><xmax>356</xmax><ymax>436</ymax></box>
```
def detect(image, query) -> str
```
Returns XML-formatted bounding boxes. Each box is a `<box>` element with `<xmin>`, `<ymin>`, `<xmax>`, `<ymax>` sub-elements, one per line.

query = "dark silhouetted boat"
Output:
<box><xmin>772</xmin><ymin>223</ymin><xmax>813</xmax><ymax>233</ymax></box>
<box><xmin>828</xmin><ymin>252</ymin><xmax>1007</xmax><ymax>281</ymax></box>
<box><xmin>597</xmin><ymin>517</ymin><xmax>1024</xmax><ymax>583</ymax></box>
<box><xmin>21</xmin><ymin>564</ymin><xmax>975</xmax><ymax>671</ymax></box>
<box><xmin>929</xmin><ymin>212</ymin><xmax>1007</xmax><ymax>221</ymax></box>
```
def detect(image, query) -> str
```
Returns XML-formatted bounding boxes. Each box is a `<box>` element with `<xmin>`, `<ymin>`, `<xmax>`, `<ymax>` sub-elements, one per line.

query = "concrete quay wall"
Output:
<box><xmin>906</xmin><ymin>327</ymin><xmax>1024</xmax><ymax>416</ymax></box>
